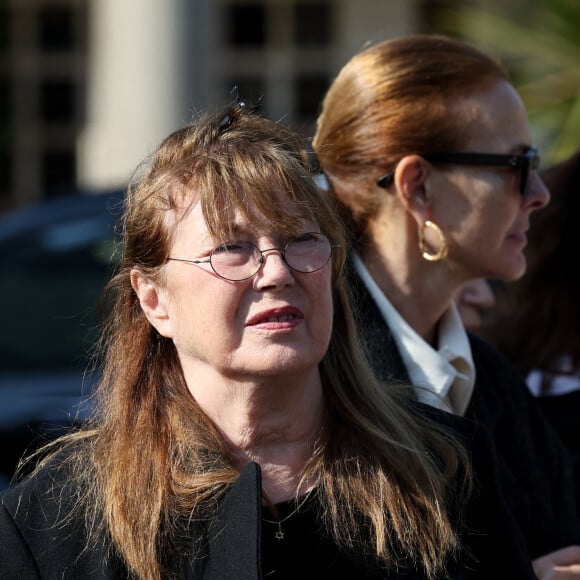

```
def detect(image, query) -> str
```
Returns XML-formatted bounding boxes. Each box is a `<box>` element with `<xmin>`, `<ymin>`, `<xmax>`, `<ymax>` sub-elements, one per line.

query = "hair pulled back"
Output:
<box><xmin>312</xmin><ymin>34</ymin><xmax>508</xmax><ymax>230</ymax></box>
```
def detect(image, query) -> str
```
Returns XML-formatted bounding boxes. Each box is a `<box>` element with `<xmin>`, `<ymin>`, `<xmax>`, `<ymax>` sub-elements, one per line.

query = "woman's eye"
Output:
<box><xmin>213</xmin><ymin>242</ymin><xmax>249</xmax><ymax>254</ymax></box>
<box><xmin>292</xmin><ymin>232</ymin><xmax>320</xmax><ymax>244</ymax></box>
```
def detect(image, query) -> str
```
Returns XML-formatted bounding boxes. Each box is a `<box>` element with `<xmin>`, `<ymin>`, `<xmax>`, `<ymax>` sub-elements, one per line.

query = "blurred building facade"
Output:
<box><xmin>1</xmin><ymin>0</ymin><xmax>441</xmax><ymax>209</ymax></box>
<box><xmin>1</xmin><ymin>0</ymin><xmax>89</xmax><ymax>209</ymax></box>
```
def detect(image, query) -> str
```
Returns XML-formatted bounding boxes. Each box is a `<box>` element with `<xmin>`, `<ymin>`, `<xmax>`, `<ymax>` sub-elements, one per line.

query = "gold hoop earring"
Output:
<box><xmin>418</xmin><ymin>220</ymin><xmax>448</xmax><ymax>262</ymax></box>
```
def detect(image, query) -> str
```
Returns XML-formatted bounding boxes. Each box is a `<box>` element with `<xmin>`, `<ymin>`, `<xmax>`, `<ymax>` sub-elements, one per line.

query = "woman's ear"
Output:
<box><xmin>393</xmin><ymin>154</ymin><xmax>433</xmax><ymax>221</ymax></box>
<box><xmin>130</xmin><ymin>269</ymin><xmax>174</xmax><ymax>338</ymax></box>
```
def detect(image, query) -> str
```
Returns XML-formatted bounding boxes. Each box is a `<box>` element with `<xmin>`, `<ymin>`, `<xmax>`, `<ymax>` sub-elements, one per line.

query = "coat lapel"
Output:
<box><xmin>186</xmin><ymin>462</ymin><xmax>263</xmax><ymax>579</ymax></box>
<box><xmin>348</xmin><ymin>264</ymin><xmax>410</xmax><ymax>385</ymax></box>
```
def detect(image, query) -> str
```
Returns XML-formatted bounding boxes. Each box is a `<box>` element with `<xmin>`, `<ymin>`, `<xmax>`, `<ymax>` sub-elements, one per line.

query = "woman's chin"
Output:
<box><xmin>496</xmin><ymin>256</ymin><xmax>527</xmax><ymax>282</ymax></box>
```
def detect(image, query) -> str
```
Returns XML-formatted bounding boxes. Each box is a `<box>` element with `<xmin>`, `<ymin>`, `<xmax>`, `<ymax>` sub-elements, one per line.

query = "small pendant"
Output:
<box><xmin>274</xmin><ymin>523</ymin><xmax>284</xmax><ymax>540</ymax></box>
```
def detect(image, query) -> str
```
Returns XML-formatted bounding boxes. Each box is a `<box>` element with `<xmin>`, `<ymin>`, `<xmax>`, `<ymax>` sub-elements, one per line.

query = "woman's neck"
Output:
<box><xmin>184</xmin><ymin>366</ymin><xmax>325</xmax><ymax>502</ymax></box>
<box><xmin>359</xmin><ymin>237</ymin><xmax>458</xmax><ymax>346</ymax></box>
<box><xmin>227</xmin><ymin>399</ymin><xmax>323</xmax><ymax>502</ymax></box>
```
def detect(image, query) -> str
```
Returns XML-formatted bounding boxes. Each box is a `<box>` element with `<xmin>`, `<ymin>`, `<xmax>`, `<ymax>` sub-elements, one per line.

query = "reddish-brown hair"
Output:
<box><xmin>313</xmin><ymin>34</ymin><xmax>508</xmax><ymax>230</ymax></box>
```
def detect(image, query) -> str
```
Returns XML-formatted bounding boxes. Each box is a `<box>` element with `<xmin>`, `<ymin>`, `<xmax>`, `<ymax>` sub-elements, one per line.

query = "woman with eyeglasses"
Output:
<box><xmin>0</xmin><ymin>105</ymin><xmax>539</xmax><ymax>578</ymax></box>
<box><xmin>313</xmin><ymin>34</ymin><xmax>580</xmax><ymax>577</ymax></box>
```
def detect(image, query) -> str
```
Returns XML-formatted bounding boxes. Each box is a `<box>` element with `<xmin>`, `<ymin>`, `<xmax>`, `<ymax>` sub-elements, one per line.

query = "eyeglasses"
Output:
<box><xmin>167</xmin><ymin>232</ymin><xmax>340</xmax><ymax>282</ymax></box>
<box><xmin>377</xmin><ymin>147</ymin><xmax>540</xmax><ymax>195</ymax></box>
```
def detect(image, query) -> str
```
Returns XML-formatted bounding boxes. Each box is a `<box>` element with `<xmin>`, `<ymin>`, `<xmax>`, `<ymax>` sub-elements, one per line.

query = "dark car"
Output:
<box><xmin>0</xmin><ymin>190</ymin><xmax>124</xmax><ymax>488</ymax></box>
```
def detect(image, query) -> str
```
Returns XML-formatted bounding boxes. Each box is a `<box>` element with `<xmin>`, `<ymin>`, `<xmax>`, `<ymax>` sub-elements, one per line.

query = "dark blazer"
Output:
<box><xmin>0</xmin><ymin>419</ymin><xmax>538</xmax><ymax>580</ymax></box>
<box><xmin>0</xmin><ymin>458</ymin><xmax>264</xmax><ymax>580</ymax></box>
<box><xmin>349</xmin><ymin>268</ymin><xmax>580</xmax><ymax>559</ymax></box>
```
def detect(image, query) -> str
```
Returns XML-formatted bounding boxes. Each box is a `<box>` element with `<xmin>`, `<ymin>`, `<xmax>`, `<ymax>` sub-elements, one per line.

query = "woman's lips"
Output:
<box><xmin>246</xmin><ymin>306</ymin><xmax>304</xmax><ymax>327</ymax></box>
<box><xmin>507</xmin><ymin>231</ymin><xmax>527</xmax><ymax>245</ymax></box>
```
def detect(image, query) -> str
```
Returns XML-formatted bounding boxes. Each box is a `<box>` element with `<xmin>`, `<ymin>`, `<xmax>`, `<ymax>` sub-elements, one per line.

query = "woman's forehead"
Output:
<box><xmin>451</xmin><ymin>81</ymin><xmax>530</xmax><ymax>149</ymax></box>
<box><xmin>171</xmin><ymin>196</ymin><xmax>318</xmax><ymax>241</ymax></box>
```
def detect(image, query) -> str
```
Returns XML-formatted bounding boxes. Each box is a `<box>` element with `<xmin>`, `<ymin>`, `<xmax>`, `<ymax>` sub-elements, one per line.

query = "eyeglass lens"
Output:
<box><xmin>520</xmin><ymin>150</ymin><xmax>540</xmax><ymax>195</ymax></box>
<box><xmin>209</xmin><ymin>233</ymin><xmax>334</xmax><ymax>281</ymax></box>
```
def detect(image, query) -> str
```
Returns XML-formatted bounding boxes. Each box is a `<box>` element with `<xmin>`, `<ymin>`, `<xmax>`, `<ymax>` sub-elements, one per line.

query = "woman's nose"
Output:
<box><xmin>525</xmin><ymin>173</ymin><xmax>550</xmax><ymax>210</ymax></box>
<box><xmin>253</xmin><ymin>250</ymin><xmax>295</xmax><ymax>289</ymax></box>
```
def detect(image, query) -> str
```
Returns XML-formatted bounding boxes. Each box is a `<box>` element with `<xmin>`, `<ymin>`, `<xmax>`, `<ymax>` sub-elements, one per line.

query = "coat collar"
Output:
<box><xmin>185</xmin><ymin>462</ymin><xmax>263</xmax><ymax>579</ymax></box>
<box><xmin>347</xmin><ymin>260</ymin><xmax>410</xmax><ymax>385</ymax></box>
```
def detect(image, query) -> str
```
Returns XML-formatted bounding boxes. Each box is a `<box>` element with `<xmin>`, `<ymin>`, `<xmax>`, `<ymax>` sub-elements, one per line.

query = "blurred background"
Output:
<box><xmin>1</xmin><ymin>0</ymin><xmax>579</xmax><ymax>487</ymax></box>
<box><xmin>2</xmin><ymin>0</ymin><xmax>580</xmax><ymax>210</ymax></box>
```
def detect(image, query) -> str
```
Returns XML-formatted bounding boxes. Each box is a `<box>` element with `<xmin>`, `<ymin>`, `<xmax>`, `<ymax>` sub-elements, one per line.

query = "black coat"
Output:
<box><xmin>0</xmin><ymin>412</ymin><xmax>538</xmax><ymax>580</ymax></box>
<box><xmin>349</xmin><ymin>268</ymin><xmax>580</xmax><ymax>559</ymax></box>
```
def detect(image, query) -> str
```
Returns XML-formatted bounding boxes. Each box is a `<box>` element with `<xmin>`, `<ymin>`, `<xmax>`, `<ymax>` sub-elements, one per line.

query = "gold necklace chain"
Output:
<box><xmin>261</xmin><ymin>490</ymin><xmax>312</xmax><ymax>541</ymax></box>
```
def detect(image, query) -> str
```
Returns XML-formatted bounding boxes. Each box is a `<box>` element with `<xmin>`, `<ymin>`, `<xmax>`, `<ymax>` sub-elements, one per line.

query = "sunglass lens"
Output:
<box><xmin>521</xmin><ymin>151</ymin><xmax>540</xmax><ymax>195</ymax></box>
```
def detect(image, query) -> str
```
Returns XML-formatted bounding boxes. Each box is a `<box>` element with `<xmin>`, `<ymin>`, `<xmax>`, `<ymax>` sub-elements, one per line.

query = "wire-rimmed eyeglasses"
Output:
<box><xmin>167</xmin><ymin>232</ymin><xmax>340</xmax><ymax>282</ymax></box>
<box><xmin>377</xmin><ymin>147</ymin><xmax>540</xmax><ymax>195</ymax></box>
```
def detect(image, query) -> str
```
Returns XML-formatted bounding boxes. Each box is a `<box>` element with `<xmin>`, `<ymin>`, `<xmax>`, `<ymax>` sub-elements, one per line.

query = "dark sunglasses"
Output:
<box><xmin>377</xmin><ymin>147</ymin><xmax>540</xmax><ymax>195</ymax></box>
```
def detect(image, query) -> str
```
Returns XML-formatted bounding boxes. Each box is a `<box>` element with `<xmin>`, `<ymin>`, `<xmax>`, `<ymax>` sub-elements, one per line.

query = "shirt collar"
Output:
<box><xmin>353</xmin><ymin>253</ymin><xmax>475</xmax><ymax>415</ymax></box>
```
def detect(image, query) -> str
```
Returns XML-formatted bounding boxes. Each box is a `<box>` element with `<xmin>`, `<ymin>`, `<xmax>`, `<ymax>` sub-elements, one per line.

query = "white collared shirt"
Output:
<box><xmin>527</xmin><ymin>356</ymin><xmax>580</xmax><ymax>397</ymax></box>
<box><xmin>353</xmin><ymin>253</ymin><xmax>475</xmax><ymax>416</ymax></box>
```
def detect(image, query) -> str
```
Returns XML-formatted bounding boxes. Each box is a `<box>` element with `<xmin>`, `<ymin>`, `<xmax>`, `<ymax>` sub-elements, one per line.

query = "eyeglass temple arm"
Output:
<box><xmin>167</xmin><ymin>257</ymin><xmax>211</xmax><ymax>265</ymax></box>
<box><xmin>377</xmin><ymin>149</ymin><xmax>538</xmax><ymax>188</ymax></box>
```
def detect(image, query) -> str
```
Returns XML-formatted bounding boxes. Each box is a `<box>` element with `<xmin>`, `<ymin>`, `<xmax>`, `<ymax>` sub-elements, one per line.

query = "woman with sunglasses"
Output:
<box><xmin>313</xmin><ymin>34</ymin><xmax>580</xmax><ymax>577</ymax></box>
<box><xmin>0</xmin><ymin>105</ymin><xmax>539</xmax><ymax>578</ymax></box>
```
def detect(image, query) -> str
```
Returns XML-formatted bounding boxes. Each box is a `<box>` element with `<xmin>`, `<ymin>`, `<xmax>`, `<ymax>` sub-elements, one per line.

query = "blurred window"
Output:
<box><xmin>226</xmin><ymin>3</ymin><xmax>266</xmax><ymax>47</ymax></box>
<box><xmin>295</xmin><ymin>73</ymin><xmax>328</xmax><ymax>119</ymax></box>
<box><xmin>0</xmin><ymin>150</ymin><xmax>10</xmax><ymax>198</ymax></box>
<box><xmin>40</xmin><ymin>78</ymin><xmax>75</xmax><ymax>123</ymax></box>
<box><xmin>0</xmin><ymin>76</ymin><xmax>10</xmax><ymax>200</ymax></box>
<box><xmin>39</xmin><ymin>6</ymin><xmax>75</xmax><ymax>51</ymax></box>
<box><xmin>0</xmin><ymin>77</ymin><xmax>9</xmax><ymax>125</ymax></box>
<box><xmin>224</xmin><ymin>76</ymin><xmax>264</xmax><ymax>104</ymax></box>
<box><xmin>294</xmin><ymin>2</ymin><xmax>332</xmax><ymax>46</ymax></box>
<box><xmin>42</xmin><ymin>149</ymin><xmax>76</xmax><ymax>193</ymax></box>
<box><xmin>0</xmin><ymin>6</ymin><xmax>9</xmax><ymax>50</ymax></box>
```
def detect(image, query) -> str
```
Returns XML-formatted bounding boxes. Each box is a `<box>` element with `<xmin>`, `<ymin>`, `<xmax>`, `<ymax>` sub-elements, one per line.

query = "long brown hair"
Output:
<box><xmin>312</xmin><ymin>34</ymin><xmax>508</xmax><ymax>234</ymax></box>
<box><xmin>25</xmin><ymin>106</ymin><xmax>469</xmax><ymax>579</ymax></box>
